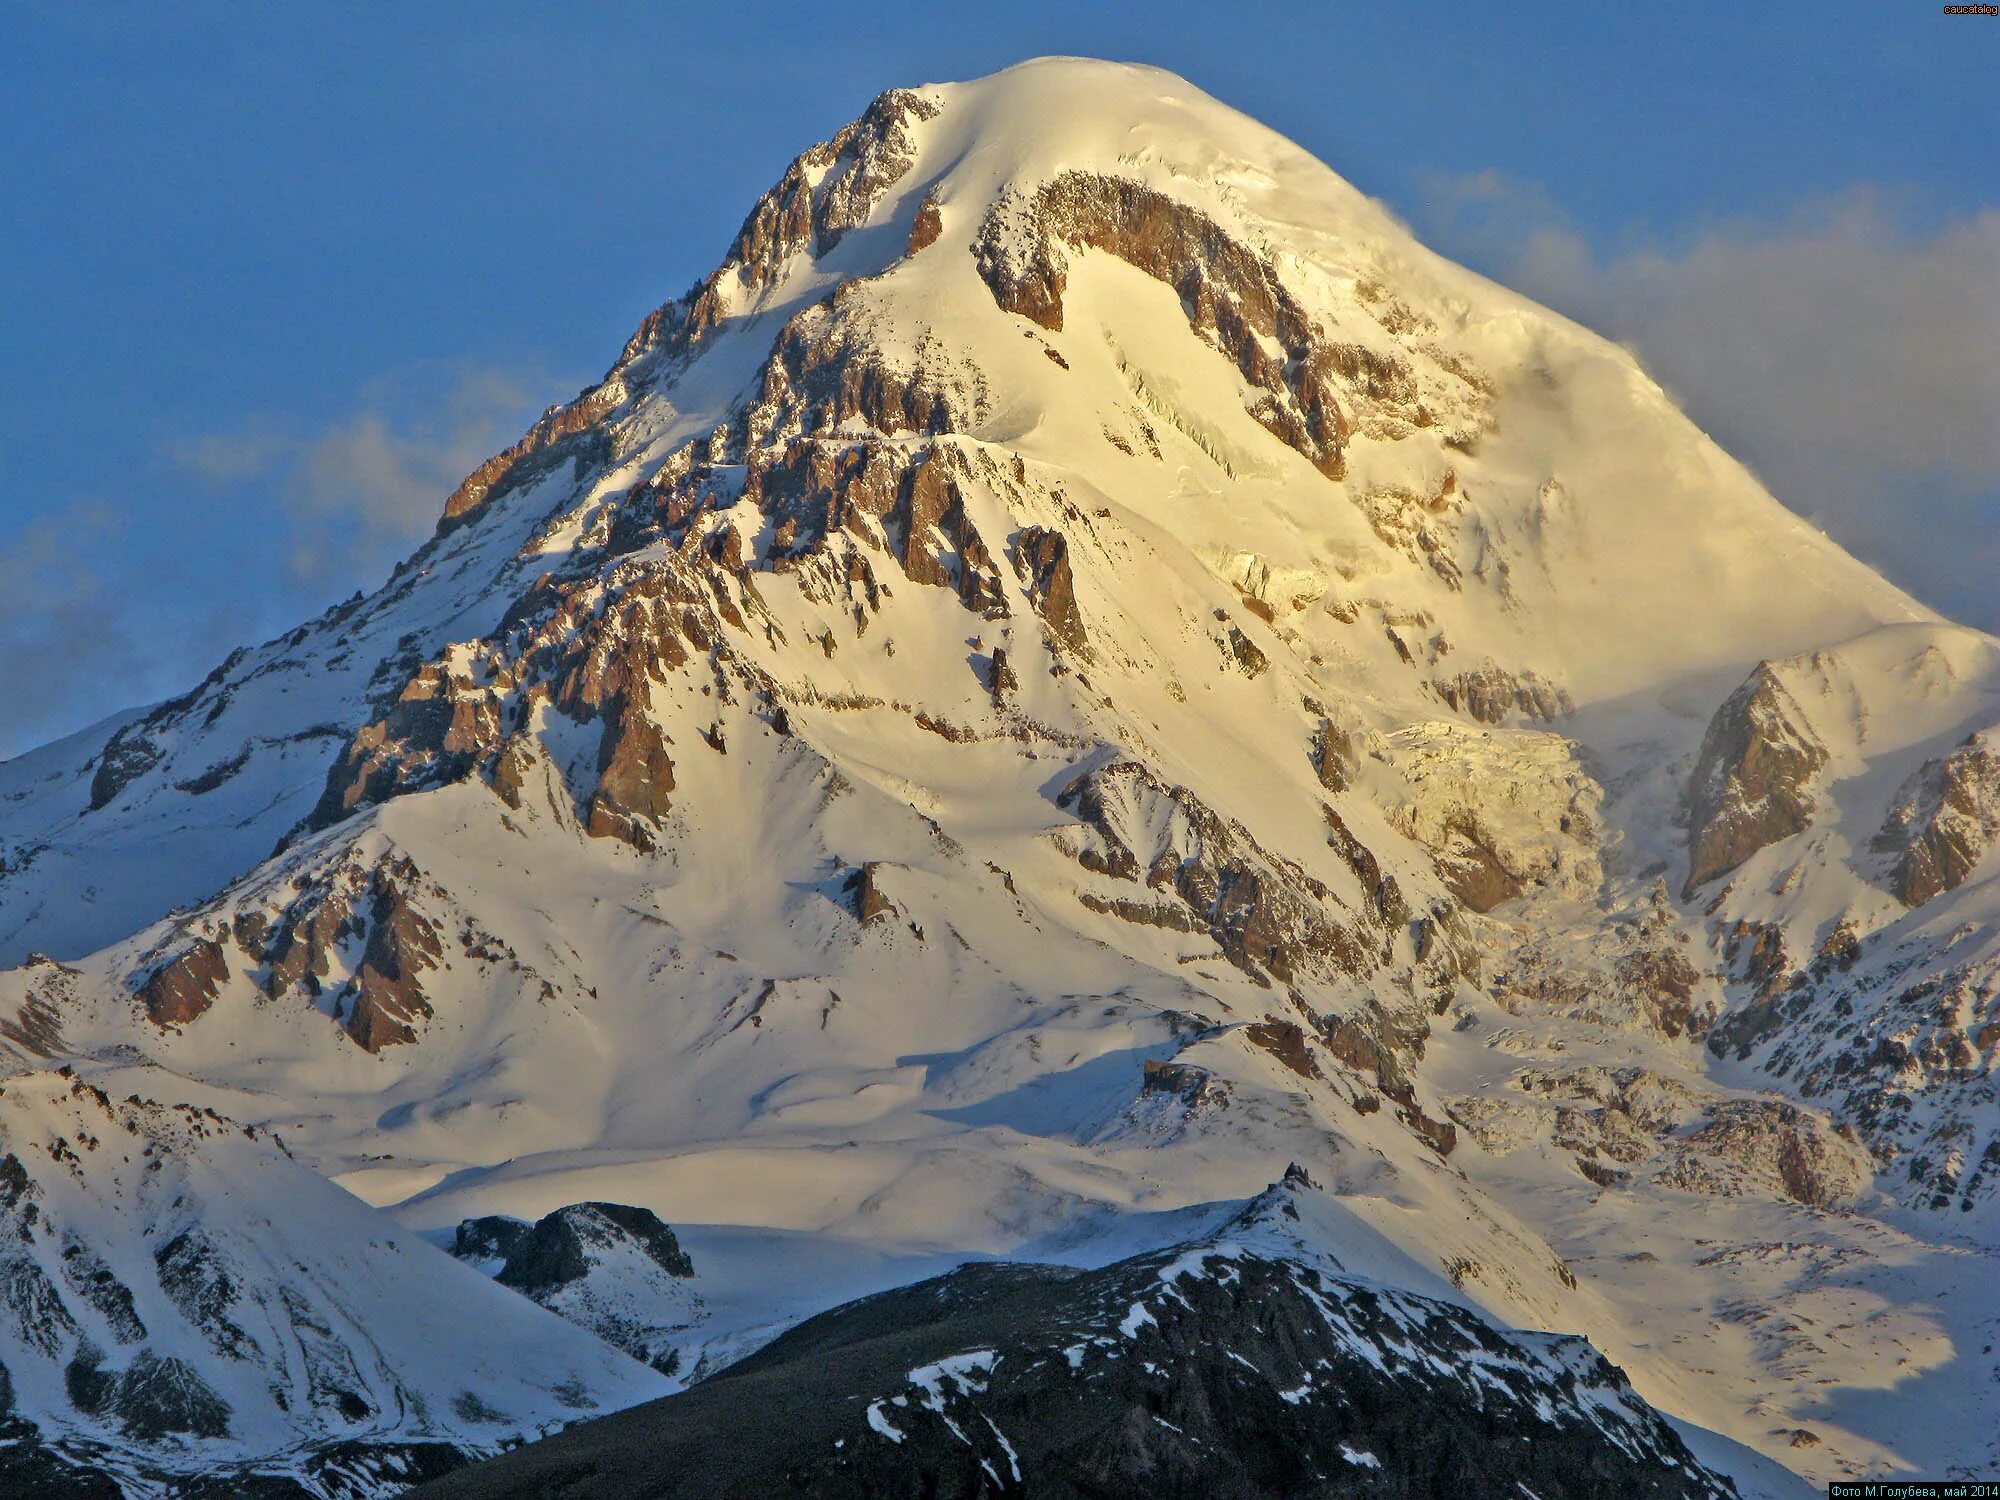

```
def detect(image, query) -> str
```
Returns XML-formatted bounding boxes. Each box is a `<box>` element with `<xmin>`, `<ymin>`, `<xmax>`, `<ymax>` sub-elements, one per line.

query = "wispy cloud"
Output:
<box><xmin>0</xmin><ymin>365</ymin><xmax>547</xmax><ymax>761</ymax></box>
<box><xmin>0</xmin><ymin>503</ymin><xmax>148</xmax><ymax>752</ymax></box>
<box><xmin>1415</xmin><ymin>177</ymin><xmax>2000</xmax><ymax>625</ymax></box>
<box><xmin>170</xmin><ymin>365</ymin><xmax>541</xmax><ymax>588</ymax></box>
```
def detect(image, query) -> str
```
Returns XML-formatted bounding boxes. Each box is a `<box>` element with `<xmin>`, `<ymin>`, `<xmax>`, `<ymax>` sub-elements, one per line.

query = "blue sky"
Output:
<box><xmin>3</xmin><ymin>3</ymin><xmax>1995</xmax><ymax>755</ymax></box>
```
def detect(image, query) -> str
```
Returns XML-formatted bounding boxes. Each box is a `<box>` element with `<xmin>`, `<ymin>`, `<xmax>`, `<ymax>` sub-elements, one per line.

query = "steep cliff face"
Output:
<box><xmin>0</xmin><ymin>55</ymin><xmax>1992</xmax><ymax>1495</ymax></box>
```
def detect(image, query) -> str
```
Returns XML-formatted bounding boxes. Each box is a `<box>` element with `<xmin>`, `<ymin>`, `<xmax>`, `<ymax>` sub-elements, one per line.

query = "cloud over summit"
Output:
<box><xmin>1418</xmin><ymin>178</ymin><xmax>2000</xmax><ymax>625</ymax></box>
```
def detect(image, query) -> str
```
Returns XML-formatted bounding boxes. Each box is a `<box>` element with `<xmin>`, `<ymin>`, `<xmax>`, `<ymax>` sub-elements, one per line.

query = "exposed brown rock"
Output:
<box><xmin>1398</xmin><ymin>1101</ymin><xmax>1458</xmax><ymax>1157</ymax></box>
<box><xmin>1874</xmin><ymin>733</ymin><xmax>2000</xmax><ymax>906</ymax></box>
<box><xmin>344</xmin><ymin>877</ymin><xmax>444</xmax><ymax>1052</ymax></box>
<box><xmin>1140</xmin><ymin>1058</ymin><xmax>1218</xmax><ymax>1105</ymax></box>
<box><xmin>585</xmin><ymin>703</ymin><xmax>676</xmax><ymax>851</ymax></box>
<box><xmin>1680</xmin><ymin>1099</ymin><xmax>1870</xmax><ymax>1208</ymax></box>
<box><xmin>1320</xmin><ymin>1014</ymin><xmax>1412</xmax><ymax>1095</ymax></box>
<box><xmin>907</xmin><ymin>191</ymin><xmax>943</xmax><ymax>255</ymax></box>
<box><xmin>888</xmin><ymin>449</ymin><xmax>1005</xmax><ymax>610</ymax></box>
<box><xmin>136</xmin><ymin>940</ymin><xmax>228</xmax><ymax>1028</ymax></box>
<box><xmin>1014</xmin><ymin>526</ymin><xmax>1085</xmax><ymax>652</ymax></box>
<box><xmin>264</xmin><ymin>886</ymin><xmax>350</xmax><ymax>1003</ymax></box>
<box><xmin>1685</xmin><ymin>665</ymin><xmax>1827</xmax><ymax>895</ymax></box>
<box><xmin>307</xmin><ymin>665</ymin><xmax>501</xmax><ymax>831</ymax></box>
<box><xmin>438</xmin><ymin>384</ymin><xmax>621</xmax><ymax>534</ymax></box>
<box><xmin>1709</xmin><ymin>922</ymin><xmax>1794</xmax><ymax>1059</ymax></box>
<box><xmin>1060</xmin><ymin>760</ymin><xmax>1374</xmax><ymax>991</ymax></box>
<box><xmin>1223</xmin><ymin>622</ymin><xmax>1268</xmax><ymax>677</ymax></box>
<box><xmin>434</xmin><ymin>86</ymin><xmax>942</xmax><ymax>540</ymax></box>
<box><xmin>1076</xmin><ymin>891</ymin><xmax>1205</xmax><ymax>934</ymax></box>
<box><xmin>1321</xmin><ymin>807</ymin><xmax>1409</xmax><ymax>932</ymax></box>
<box><xmin>1309</xmin><ymin>718</ymin><xmax>1356</xmax><ymax>794</ymax></box>
<box><xmin>986</xmin><ymin>646</ymin><xmax>1018</xmax><ymax>705</ymax></box>
<box><xmin>303</xmin><ymin>552</ymin><xmax>723</xmax><ymax>841</ymax></box>
<box><xmin>615</xmin><ymin>90</ymin><xmax>939</xmax><ymax>375</ymax></box>
<box><xmin>242</xmin><ymin>854</ymin><xmax>445</xmax><ymax>1052</ymax></box>
<box><xmin>1431</xmin><ymin>816</ymin><xmax>1523</xmax><ymax>913</ymax></box>
<box><xmin>750</xmin><ymin>313</ymin><xmax>982</xmax><ymax>447</ymax></box>
<box><xmin>974</xmin><ymin>173</ymin><xmax>1467</xmax><ymax>483</ymax></box>
<box><xmin>847</xmin><ymin>862</ymin><xmax>897</xmax><ymax>923</ymax></box>
<box><xmin>1614</xmin><ymin>947</ymin><xmax>1706</xmax><ymax>1040</ymax></box>
<box><xmin>1242</xmin><ymin>1020</ymin><xmax>1320</xmax><ymax>1081</ymax></box>
<box><xmin>1437</xmin><ymin>666</ymin><xmax>1572</xmax><ymax>725</ymax></box>
<box><xmin>488</xmin><ymin>735</ymin><xmax>541</xmax><ymax>811</ymax></box>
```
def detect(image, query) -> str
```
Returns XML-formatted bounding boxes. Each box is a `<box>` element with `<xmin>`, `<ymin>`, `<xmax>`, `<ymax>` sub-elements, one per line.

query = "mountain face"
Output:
<box><xmin>0</xmin><ymin>54</ymin><xmax>1992</xmax><ymax>1494</ymax></box>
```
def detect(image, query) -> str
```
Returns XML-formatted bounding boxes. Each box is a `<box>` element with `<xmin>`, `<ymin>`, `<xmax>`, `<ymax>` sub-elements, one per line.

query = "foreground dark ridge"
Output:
<box><xmin>415</xmin><ymin>1202</ymin><xmax>1734</xmax><ymax>1500</ymax></box>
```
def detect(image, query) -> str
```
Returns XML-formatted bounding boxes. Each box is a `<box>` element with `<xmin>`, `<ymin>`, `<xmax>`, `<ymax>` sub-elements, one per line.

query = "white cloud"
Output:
<box><xmin>1415</xmin><ymin>178</ymin><xmax>2000</xmax><ymax>626</ymax></box>
<box><xmin>171</xmin><ymin>365</ymin><xmax>541</xmax><ymax>586</ymax></box>
<box><xmin>0</xmin><ymin>365</ymin><xmax>550</xmax><ymax>760</ymax></box>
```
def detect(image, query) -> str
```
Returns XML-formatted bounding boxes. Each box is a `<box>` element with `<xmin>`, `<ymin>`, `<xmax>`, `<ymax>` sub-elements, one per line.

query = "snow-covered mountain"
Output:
<box><xmin>0</xmin><ymin>1068</ymin><xmax>665</xmax><ymax>1495</ymax></box>
<box><xmin>0</xmin><ymin>56</ymin><xmax>1993</xmax><ymax>1494</ymax></box>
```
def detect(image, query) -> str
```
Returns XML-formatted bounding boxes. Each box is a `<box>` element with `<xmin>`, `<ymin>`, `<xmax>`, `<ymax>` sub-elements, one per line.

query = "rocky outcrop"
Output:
<box><xmin>305</xmin><ymin>662</ymin><xmax>504</xmax><ymax>833</ymax></box>
<box><xmin>134</xmin><ymin>940</ymin><xmax>228</xmax><ymax>1028</ymax></box>
<box><xmin>304</xmin><ymin>548</ymin><xmax>735</xmax><ymax>846</ymax></box>
<box><xmin>748</xmin><ymin>310</ymin><xmax>986</xmax><ymax>449</ymax></box>
<box><xmin>974</xmin><ymin>173</ymin><xmax>1477</xmax><ymax>480</ymax></box>
<box><xmin>584</xmin><ymin>701</ymin><xmax>676</xmax><ymax>852</ymax></box>
<box><xmin>1012</xmin><ymin>525</ymin><xmax>1084</xmax><ymax>651</ymax></box>
<box><xmin>1437</xmin><ymin>665</ymin><xmax>1573</xmax><ymax>725</ymax></box>
<box><xmin>441</xmin><ymin>87</ymin><xmax>940</xmax><ymax>541</ymax></box>
<box><xmin>87</xmin><ymin>725</ymin><xmax>163</xmax><ymax>812</ymax></box>
<box><xmin>1614</xmin><ymin>944</ymin><xmax>1710</xmax><ymax>1041</ymax></box>
<box><xmin>1685</xmin><ymin>665</ymin><xmax>1828</xmax><ymax>895</ymax></box>
<box><xmin>1481</xmin><ymin>881</ymin><xmax>1714</xmax><ymax>1044</ymax></box>
<box><xmin>1309</xmin><ymin>716</ymin><xmax>1357</xmax><ymax>793</ymax></box>
<box><xmin>452</xmin><ymin>1217</ymin><xmax>530</xmax><ymax>1267</ymax></box>
<box><xmin>1449</xmin><ymin>1065</ymin><xmax>1866</xmax><ymax>1209</ymax></box>
<box><xmin>437</xmin><ymin>384</ymin><xmax>621</xmax><ymax>534</ymax></box>
<box><xmin>608</xmin><ymin>90</ymin><xmax>939</xmax><ymax>385</ymax></box>
<box><xmin>491</xmin><ymin>1202</ymin><xmax>695</xmax><ymax>1293</ymax></box>
<box><xmin>456</xmin><ymin>1203</ymin><xmax>699</xmax><ymax>1376</ymax></box>
<box><xmin>906</xmin><ymin>189</ymin><xmax>942</xmax><ymax>255</ymax></box>
<box><xmin>1059</xmin><ymin>760</ymin><xmax>1371</xmax><ymax>989</ymax></box>
<box><xmin>199</xmin><ymin>852</ymin><xmax>450</xmax><ymax>1052</ymax></box>
<box><xmin>1874</xmin><ymin>731</ymin><xmax>2000</xmax><ymax>906</ymax></box>
<box><xmin>344</xmin><ymin>874</ymin><xmax>445</xmax><ymax>1051</ymax></box>
<box><xmin>844</xmin><ymin>862</ymin><xmax>898</xmax><ymax>924</ymax></box>
<box><xmin>1241</xmin><ymin>1019</ymin><xmax>1319</xmax><ymax>1080</ymax></box>
<box><xmin>704</xmin><ymin>89</ymin><xmax>938</xmax><ymax>298</ymax></box>
<box><xmin>1677</xmin><ymin>1100</ymin><xmax>1870</xmax><ymax>1209</ymax></box>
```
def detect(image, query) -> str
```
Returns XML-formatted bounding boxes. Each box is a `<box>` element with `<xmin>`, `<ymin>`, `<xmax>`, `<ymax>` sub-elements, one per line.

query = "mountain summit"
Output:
<box><xmin>0</xmin><ymin>57</ymin><xmax>1992</xmax><ymax>1495</ymax></box>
